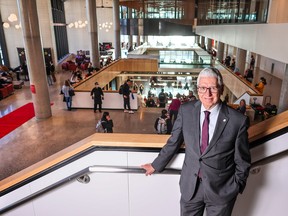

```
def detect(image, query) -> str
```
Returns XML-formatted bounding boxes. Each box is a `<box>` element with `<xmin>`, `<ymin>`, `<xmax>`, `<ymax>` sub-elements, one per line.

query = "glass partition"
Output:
<box><xmin>197</xmin><ymin>0</ymin><xmax>269</xmax><ymax>25</ymax></box>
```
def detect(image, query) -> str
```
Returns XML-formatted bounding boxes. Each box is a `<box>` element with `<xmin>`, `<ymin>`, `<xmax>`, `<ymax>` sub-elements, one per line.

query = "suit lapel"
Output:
<box><xmin>192</xmin><ymin>101</ymin><xmax>201</xmax><ymax>154</ymax></box>
<box><xmin>204</xmin><ymin>103</ymin><xmax>229</xmax><ymax>154</ymax></box>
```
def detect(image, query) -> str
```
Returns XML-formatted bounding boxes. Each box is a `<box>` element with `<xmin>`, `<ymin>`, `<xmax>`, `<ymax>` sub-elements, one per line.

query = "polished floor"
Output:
<box><xmin>0</xmin><ymin>71</ymin><xmax>161</xmax><ymax>181</ymax></box>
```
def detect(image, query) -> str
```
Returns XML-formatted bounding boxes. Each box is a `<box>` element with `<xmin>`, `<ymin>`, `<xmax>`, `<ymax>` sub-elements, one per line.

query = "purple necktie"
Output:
<box><xmin>201</xmin><ymin>111</ymin><xmax>210</xmax><ymax>154</ymax></box>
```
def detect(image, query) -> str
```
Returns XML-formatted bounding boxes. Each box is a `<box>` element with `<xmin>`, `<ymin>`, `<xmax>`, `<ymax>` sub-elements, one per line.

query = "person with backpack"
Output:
<box><xmin>96</xmin><ymin>112</ymin><xmax>113</xmax><ymax>133</ymax></box>
<box><xmin>154</xmin><ymin>109</ymin><xmax>172</xmax><ymax>134</ymax></box>
<box><xmin>158</xmin><ymin>88</ymin><xmax>167</xmax><ymax>108</ymax></box>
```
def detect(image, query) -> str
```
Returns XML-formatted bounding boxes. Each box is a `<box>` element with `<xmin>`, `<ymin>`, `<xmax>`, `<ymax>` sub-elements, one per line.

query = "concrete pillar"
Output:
<box><xmin>138</xmin><ymin>18</ymin><xmax>143</xmax><ymax>46</ymax></box>
<box><xmin>216</xmin><ymin>41</ymin><xmax>224</xmax><ymax>62</ymax></box>
<box><xmin>207</xmin><ymin>38</ymin><xmax>212</xmax><ymax>51</ymax></box>
<box><xmin>236</xmin><ymin>48</ymin><xmax>247</xmax><ymax>75</ymax></box>
<box><xmin>278</xmin><ymin>64</ymin><xmax>288</xmax><ymax>113</ymax></box>
<box><xmin>17</xmin><ymin>0</ymin><xmax>51</xmax><ymax>119</ymax></box>
<box><xmin>86</xmin><ymin>0</ymin><xmax>100</xmax><ymax>68</ymax></box>
<box><xmin>195</xmin><ymin>36</ymin><xmax>200</xmax><ymax>46</ymax></box>
<box><xmin>113</xmin><ymin>0</ymin><xmax>121</xmax><ymax>59</ymax></box>
<box><xmin>253</xmin><ymin>55</ymin><xmax>261</xmax><ymax>86</ymax></box>
<box><xmin>144</xmin><ymin>36</ymin><xmax>148</xmax><ymax>44</ymax></box>
<box><xmin>128</xmin><ymin>8</ymin><xmax>133</xmax><ymax>51</ymax></box>
<box><xmin>137</xmin><ymin>35</ymin><xmax>141</xmax><ymax>47</ymax></box>
<box><xmin>200</xmin><ymin>36</ymin><xmax>205</xmax><ymax>49</ymax></box>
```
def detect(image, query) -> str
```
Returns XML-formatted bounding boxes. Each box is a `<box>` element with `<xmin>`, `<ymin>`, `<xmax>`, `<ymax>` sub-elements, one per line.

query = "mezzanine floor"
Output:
<box><xmin>0</xmin><ymin>70</ymin><xmax>162</xmax><ymax>181</ymax></box>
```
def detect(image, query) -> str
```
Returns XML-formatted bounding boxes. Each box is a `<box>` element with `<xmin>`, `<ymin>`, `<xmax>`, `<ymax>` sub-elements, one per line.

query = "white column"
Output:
<box><xmin>113</xmin><ymin>0</ymin><xmax>121</xmax><ymax>59</ymax></box>
<box><xmin>236</xmin><ymin>48</ymin><xmax>247</xmax><ymax>75</ymax></box>
<box><xmin>17</xmin><ymin>0</ymin><xmax>51</xmax><ymax>119</ymax></box>
<box><xmin>217</xmin><ymin>41</ymin><xmax>224</xmax><ymax>62</ymax></box>
<box><xmin>86</xmin><ymin>0</ymin><xmax>100</xmax><ymax>68</ymax></box>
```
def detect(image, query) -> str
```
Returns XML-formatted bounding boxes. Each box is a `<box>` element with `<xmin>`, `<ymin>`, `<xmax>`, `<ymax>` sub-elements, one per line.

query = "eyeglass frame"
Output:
<box><xmin>197</xmin><ymin>86</ymin><xmax>220</xmax><ymax>93</ymax></box>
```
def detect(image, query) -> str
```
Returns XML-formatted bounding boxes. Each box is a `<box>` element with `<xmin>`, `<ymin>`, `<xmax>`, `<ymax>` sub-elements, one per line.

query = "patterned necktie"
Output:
<box><xmin>201</xmin><ymin>111</ymin><xmax>210</xmax><ymax>154</ymax></box>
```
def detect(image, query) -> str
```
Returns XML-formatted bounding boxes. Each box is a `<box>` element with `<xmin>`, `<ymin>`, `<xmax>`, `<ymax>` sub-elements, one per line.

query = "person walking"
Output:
<box><xmin>141</xmin><ymin>67</ymin><xmax>251</xmax><ymax>216</ymax></box>
<box><xmin>90</xmin><ymin>82</ymin><xmax>104</xmax><ymax>113</ymax></box>
<box><xmin>168</xmin><ymin>96</ymin><xmax>181</xmax><ymax>124</ymax></box>
<box><xmin>62</xmin><ymin>80</ymin><xmax>74</xmax><ymax>111</ymax></box>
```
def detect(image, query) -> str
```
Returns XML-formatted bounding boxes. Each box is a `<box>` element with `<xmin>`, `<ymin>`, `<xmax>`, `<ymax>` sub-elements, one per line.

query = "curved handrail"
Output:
<box><xmin>0</xmin><ymin>165</ymin><xmax>181</xmax><ymax>214</ymax></box>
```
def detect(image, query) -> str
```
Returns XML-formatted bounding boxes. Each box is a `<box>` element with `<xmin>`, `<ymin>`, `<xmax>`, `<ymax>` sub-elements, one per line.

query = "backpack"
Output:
<box><xmin>119</xmin><ymin>85</ymin><xmax>124</xmax><ymax>94</ymax></box>
<box><xmin>158</xmin><ymin>92</ymin><xmax>166</xmax><ymax>102</ymax></box>
<box><xmin>157</xmin><ymin>117</ymin><xmax>167</xmax><ymax>134</ymax></box>
<box><xmin>96</xmin><ymin>120</ymin><xmax>106</xmax><ymax>133</ymax></box>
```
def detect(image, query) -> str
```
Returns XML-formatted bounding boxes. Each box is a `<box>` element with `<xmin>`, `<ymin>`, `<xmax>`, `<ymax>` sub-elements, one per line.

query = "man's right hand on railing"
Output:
<box><xmin>141</xmin><ymin>163</ymin><xmax>155</xmax><ymax>176</ymax></box>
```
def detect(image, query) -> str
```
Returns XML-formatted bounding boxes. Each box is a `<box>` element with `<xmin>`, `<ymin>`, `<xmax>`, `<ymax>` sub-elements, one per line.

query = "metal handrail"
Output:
<box><xmin>88</xmin><ymin>165</ymin><xmax>181</xmax><ymax>175</ymax></box>
<box><xmin>0</xmin><ymin>166</ymin><xmax>181</xmax><ymax>214</ymax></box>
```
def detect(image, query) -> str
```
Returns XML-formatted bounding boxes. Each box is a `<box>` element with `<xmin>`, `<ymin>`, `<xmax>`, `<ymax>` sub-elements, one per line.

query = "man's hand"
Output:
<box><xmin>123</xmin><ymin>95</ymin><xmax>127</xmax><ymax>98</ymax></box>
<box><xmin>141</xmin><ymin>163</ymin><xmax>155</xmax><ymax>176</ymax></box>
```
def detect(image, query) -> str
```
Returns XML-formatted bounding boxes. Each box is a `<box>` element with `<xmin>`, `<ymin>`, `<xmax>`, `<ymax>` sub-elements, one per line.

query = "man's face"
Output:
<box><xmin>128</xmin><ymin>81</ymin><xmax>132</xmax><ymax>87</ymax></box>
<box><xmin>198</xmin><ymin>76</ymin><xmax>221</xmax><ymax>110</ymax></box>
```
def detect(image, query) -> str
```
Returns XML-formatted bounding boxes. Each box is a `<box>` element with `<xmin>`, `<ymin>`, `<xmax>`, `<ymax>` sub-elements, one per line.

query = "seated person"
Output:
<box><xmin>146</xmin><ymin>96</ymin><xmax>156</xmax><ymax>107</ymax></box>
<box><xmin>236</xmin><ymin>99</ymin><xmax>246</xmax><ymax>115</ymax></box>
<box><xmin>154</xmin><ymin>109</ymin><xmax>172</xmax><ymax>134</ymax></box>
<box><xmin>255</xmin><ymin>77</ymin><xmax>267</xmax><ymax>93</ymax></box>
<box><xmin>244</xmin><ymin>69</ymin><xmax>253</xmax><ymax>83</ymax></box>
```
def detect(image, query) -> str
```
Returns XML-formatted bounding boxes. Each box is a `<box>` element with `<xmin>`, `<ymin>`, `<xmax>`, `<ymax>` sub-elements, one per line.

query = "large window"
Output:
<box><xmin>197</xmin><ymin>0</ymin><xmax>269</xmax><ymax>25</ymax></box>
<box><xmin>51</xmin><ymin>0</ymin><xmax>69</xmax><ymax>61</ymax></box>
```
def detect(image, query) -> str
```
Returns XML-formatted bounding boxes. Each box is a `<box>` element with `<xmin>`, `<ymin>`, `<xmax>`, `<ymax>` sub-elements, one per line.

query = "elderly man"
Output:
<box><xmin>142</xmin><ymin>67</ymin><xmax>251</xmax><ymax>216</ymax></box>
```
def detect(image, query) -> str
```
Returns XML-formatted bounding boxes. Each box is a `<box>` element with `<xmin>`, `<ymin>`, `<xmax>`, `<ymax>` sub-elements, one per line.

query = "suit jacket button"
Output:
<box><xmin>194</xmin><ymin>174</ymin><xmax>198</xmax><ymax>177</ymax></box>
<box><xmin>199</xmin><ymin>158</ymin><xmax>202</xmax><ymax>161</ymax></box>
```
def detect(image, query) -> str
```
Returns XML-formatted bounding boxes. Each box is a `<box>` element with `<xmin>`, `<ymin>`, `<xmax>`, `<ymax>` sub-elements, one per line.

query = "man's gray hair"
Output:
<box><xmin>197</xmin><ymin>67</ymin><xmax>224</xmax><ymax>88</ymax></box>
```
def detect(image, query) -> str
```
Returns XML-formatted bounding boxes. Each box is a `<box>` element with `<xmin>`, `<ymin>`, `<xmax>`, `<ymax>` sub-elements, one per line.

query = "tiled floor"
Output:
<box><xmin>0</xmin><ymin>71</ymin><xmax>161</xmax><ymax>181</ymax></box>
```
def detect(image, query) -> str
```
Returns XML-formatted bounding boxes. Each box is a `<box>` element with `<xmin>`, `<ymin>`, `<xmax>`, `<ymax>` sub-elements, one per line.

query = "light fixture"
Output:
<box><xmin>8</xmin><ymin>13</ymin><xmax>17</xmax><ymax>22</ymax></box>
<box><xmin>3</xmin><ymin>22</ymin><xmax>10</xmax><ymax>28</ymax></box>
<box><xmin>68</xmin><ymin>20</ymin><xmax>88</xmax><ymax>29</ymax></box>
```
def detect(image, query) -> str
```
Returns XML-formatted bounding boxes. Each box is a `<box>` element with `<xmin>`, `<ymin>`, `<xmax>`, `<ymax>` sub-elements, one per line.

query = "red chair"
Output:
<box><xmin>0</xmin><ymin>87</ymin><xmax>9</xmax><ymax>99</ymax></box>
<box><xmin>68</xmin><ymin>64</ymin><xmax>77</xmax><ymax>71</ymax></box>
<box><xmin>80</xmin><ymin>63</ymin><xmax>88</xmax><ymax>70</ymax></box>
<box><xmin>62</xmin><ymin>62</ymin><xmax>69</xmax><ymax>70</ymax></box>
<box><xmin>6</xmin><ymin>84</ymin><xmax>14</xmax><ymax>95</ymax></box>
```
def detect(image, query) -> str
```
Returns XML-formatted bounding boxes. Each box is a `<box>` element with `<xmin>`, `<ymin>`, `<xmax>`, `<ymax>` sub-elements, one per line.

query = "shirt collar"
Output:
<box><xmin>201</xmin><ymin>102</ymin><xmax>221</xmax><ymax>115</ymax></box>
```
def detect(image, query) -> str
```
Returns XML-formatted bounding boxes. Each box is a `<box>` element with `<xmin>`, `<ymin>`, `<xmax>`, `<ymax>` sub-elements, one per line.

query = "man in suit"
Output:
<box><xmin>141</xmin><ymin>67</ymin><xmax>251</xmax><ymax>216</ymax></box>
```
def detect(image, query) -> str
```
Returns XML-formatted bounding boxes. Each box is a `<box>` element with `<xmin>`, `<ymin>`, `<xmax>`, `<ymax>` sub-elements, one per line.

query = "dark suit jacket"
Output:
<box><xmin>152</xmin><ymin>100</ymin><xmax>251</xmax><ymax>204</ymax></box>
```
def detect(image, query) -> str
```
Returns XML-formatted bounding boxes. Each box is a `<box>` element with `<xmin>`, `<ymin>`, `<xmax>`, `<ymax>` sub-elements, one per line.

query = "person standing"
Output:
<box><xmin>62</xmin><ymin>80</ymin><xmax>74</xmax><ymax>111</ymax></box>
<box><xmin>141</xmin><ymin>67</ymin><xmax>251</xmax><ymax>216</ymax></box>
<box><xmin>123</xmin><ymin>79</ymin><xmax>134</xmax><ymax>114</ymax></box>
<box><xmin>168</xmin><ymin>96</ymin><xmax>181</xmax><ymax>124</ymax></box>
<box><xmin>250</xmin><ymin>55</ymin><xmax>255</xmax><ymax>70</ymax></box>
<box><xmin>237</xmin><ymin>99</ymin><xmax>247</xmax><ymax>115</ymax></box>
<box><xmin>46</xmin><ymin>63</ymin><xmax>53</xmax><ymax>86</ymax></box>
<box><xmin>158</xmin><ymin>88</ymin><xmax>167</xmax><ymax>108</ymax></box>
<box><xmin>90</xmin><ymin>82</ymin><xmax>104</xmax><ymax>113</ymax></box>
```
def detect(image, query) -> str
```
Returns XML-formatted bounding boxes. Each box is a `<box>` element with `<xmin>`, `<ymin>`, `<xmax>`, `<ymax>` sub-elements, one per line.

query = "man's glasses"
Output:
<box><xmin>197</xmin><ymin>86</ymin><xmax>219</xmax><ymax>93</ymax></box>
